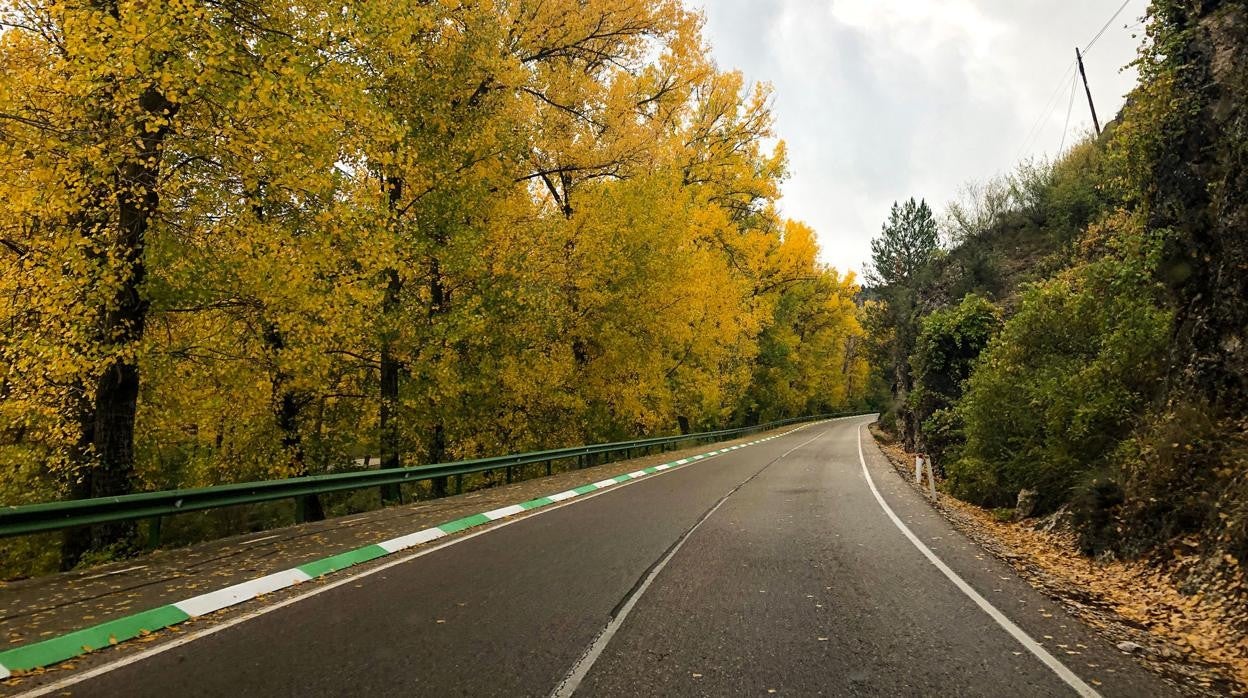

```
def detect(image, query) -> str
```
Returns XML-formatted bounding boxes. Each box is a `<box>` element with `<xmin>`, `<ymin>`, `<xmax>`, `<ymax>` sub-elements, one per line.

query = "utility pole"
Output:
<box><xmin>1075</xmin><ymin>47</ymin><xmax>1102</xmax><ymax>136</ymax></box>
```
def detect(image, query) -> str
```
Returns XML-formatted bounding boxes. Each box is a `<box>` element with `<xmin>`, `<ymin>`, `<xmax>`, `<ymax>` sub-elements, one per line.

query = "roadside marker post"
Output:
<box><xmin>915</xmin><ymin>454</ymin><xmax>937</xmax><ymax>498</ymax></box>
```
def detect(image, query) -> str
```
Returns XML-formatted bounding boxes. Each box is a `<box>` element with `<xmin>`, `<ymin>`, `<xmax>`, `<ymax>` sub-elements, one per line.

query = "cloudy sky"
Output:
<box><xmin>692</xmin><ymin>0</ymin><xmax>1147</xmax><ymax>277</ymax></box>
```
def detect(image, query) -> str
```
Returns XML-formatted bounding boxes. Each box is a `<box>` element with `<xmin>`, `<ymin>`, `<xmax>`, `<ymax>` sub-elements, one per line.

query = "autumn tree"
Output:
<box><xmin>0</xmin><ymin>0</ymin><xmax>874</xmax><ymax>575</ymax></box>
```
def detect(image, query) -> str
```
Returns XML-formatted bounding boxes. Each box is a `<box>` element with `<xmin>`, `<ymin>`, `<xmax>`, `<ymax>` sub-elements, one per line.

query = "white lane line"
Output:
<box><xmin>81</xmin><ymin>565</ymin><xmax>147</xmax><ymax>581</ymax></box>
<box><xmin>239</xmin><ymin>534</ymin><xmax>281</xmax><ymax>546</ymax></box>
<box><xmin>855</xmin><ymin>425</ymin><xmax>1100</xmax><ymax>698</ymax></box>
<box><xmin>16</xmin><ymin>423</ymin><xmax>831</xmax><ymax>698</ymax></box>
<box><xmin>549</xmin><ymin>427</ymin><xmax>834</xmax><ymax>698</ymax></box>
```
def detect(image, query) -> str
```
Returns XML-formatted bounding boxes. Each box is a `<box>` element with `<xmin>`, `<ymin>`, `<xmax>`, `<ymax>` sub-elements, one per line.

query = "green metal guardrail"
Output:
<box><xmin>0</xmin><ymin>413</ymin><xmax>859</xmax><ymax>539</ymax></box>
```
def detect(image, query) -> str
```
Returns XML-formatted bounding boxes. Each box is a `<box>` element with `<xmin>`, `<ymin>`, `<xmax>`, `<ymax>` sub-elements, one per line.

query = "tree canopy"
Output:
<box><xmin>0</xmin><ymin>0</ymin><xmax>870</xmax><ymax>574</ymax></box>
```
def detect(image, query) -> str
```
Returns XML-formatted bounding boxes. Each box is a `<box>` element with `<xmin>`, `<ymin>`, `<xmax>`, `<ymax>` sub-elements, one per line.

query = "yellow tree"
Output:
<box><xmin>0</xmin><ymin>0</ymin><xmax>381</xmax><ymax>559</ymax></box>
<box><xmin>741</xmin><ymin>221</ymin><xmax>868</xmax><ymax>421</ymax></box>
<box><xmin>0</xmin><ymin>1</ymin><xmax>213</xmax><ymax>560</ymax></box>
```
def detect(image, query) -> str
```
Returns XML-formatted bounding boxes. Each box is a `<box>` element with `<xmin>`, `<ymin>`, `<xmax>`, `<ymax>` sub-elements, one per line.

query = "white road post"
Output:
<box><xmin>915</xmin><ymin>454</ymin><xmax>937</xmax><ymax>498</ymax></box>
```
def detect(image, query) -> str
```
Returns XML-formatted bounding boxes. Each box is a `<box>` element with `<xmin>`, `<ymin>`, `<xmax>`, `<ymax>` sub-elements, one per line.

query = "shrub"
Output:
<box><xmin>949</xmin><ymin>225</ymin><xmax>1172</xmax><ymax>510</ymax></box>
<box><xmin>908</xmin><ymin>293</ymin><xmax>1001</xmax><ymax>462</ymax></box>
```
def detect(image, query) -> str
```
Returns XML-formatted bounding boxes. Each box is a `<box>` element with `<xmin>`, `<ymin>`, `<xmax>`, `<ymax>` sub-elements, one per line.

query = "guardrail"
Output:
<box><xmin>0</xmin><ymin>412</ymin><xmax>863</xmax><ymax>539</ymax></box>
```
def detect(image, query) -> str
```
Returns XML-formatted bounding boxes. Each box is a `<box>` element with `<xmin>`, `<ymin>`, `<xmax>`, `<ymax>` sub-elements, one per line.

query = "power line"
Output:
<box><xmin>1017</xmin><ymin>0</ymin><xmax>1137</xmax><ymax>160</ymax></box>
<box><xmin>1058</xmin><ymin>68</ymin><xmax>1079</xmax><ymax>153</ymax></box>
<box><xmin>1083</xmin><ymin>0</ymin><xmax>1134</xmax><ymax>55</ymax></box>
<box><xmin>1016</xmin><ymin>59</ymin><xmax>1078</xmax><ymax>161</ymax></box>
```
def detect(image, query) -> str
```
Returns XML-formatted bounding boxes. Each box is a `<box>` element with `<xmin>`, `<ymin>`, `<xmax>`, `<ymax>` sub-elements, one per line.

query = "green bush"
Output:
<box><xmin>920</xmin><ymin>407</ymin><xmax>963</xmax><ymax>469</ymax></box>
<box><xmin>908</xmin><ymin>293</ymin><xmax>1001</xmax><ymax>461</ymax></box>
<box><xmin>949</xmin><ymin>238</ymin><xmax>1172</xmax><ymax>510</ymax></box>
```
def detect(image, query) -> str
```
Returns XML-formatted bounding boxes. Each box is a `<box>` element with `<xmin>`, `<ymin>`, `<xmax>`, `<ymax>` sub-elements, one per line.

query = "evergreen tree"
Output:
<box><xmin>865</xmin><ymin>197</ymin><xmax>940</xmax><ymax>450</ymax></box>
<box><xmin>867</xmin><ymin>198</ymin><xmax>939</xmax><ymax>288</ymax></box>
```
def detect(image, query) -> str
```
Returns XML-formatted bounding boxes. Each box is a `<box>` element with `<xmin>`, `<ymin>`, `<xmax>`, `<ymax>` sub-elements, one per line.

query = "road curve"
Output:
<box><xmin>39</xmin><ymin>416</ymin><xmax>1174</xmax><ymax>697</ymax></box>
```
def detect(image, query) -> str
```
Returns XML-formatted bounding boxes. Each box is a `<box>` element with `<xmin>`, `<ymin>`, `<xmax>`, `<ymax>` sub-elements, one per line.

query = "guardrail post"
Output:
<box><xmin>145</xmin><ymin>516</ymin><xmax>162</xmax><ymax>550</ymax></box>
<box><xmin>545</xmin><ymin>460</ymin><xmax>552</xmax><ymax>476</ymax></box>
<box><xmin>506</xmin><ymin>465</ymin><xmax>514</xmax><ymax>484</ymax></box>
<box><xmin>454</xmin><ymin>474</ymin><xmax>463</xmax><ymax>495</ymax></box>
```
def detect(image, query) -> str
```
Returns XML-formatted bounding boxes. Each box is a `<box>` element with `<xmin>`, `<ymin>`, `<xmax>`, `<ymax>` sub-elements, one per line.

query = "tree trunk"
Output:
<box><xmin>264</xmin><ymin>322</ymin><xmax>323</xmax><ymax>522</ymax></box>
<box><xmin>427</xmin><ymin>422</ymin><xmax>448</xmax><ymax>497</ymax></box>
<box><xmin>379</xmin><ymin>266</ymin><xmax>404</xmax><ymax>504</ymax></box>
<box><xmin>379</xmin><ymin>174</ymin><xmax>405</xmax><ymax>504</ymax></box>
<box><xmin>61</xmin><ymin>81</ymin><xmax>177</xmax><ymax>567</ymax></box>
<box><xmin>376</xmin><ymin>172</ymin><xmax>406</xmax><ymax>504</ymax></box>
<box><xmin>60</xmin><ymin>386</ymin><xmax>97</xmax><ymax>569</ymax></box>
<box><xmin>677</xmin><ymin>415</ymin><xmax>691</xmax><ymax>435</ymax></box>
<box><xmin>425</xmin><ymin>251</ymin><xmax>450</xmax><ymax>498</ymax></box>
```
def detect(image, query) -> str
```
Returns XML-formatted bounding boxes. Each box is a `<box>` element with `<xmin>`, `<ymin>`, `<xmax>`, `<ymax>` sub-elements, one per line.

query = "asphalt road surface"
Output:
<box><xmin>36</xmin><ymin>416</ymin><xmax>1176</xmax><ymax>697</ymax></box>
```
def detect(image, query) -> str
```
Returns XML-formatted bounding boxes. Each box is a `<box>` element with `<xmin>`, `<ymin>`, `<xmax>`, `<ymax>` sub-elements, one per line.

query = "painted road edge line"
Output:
<box><xmin>855</xmin><ymin>425</ymin><xmax>1101</xmax><ymax>698</ymax></box>
<box><xmin>0</xmin><ymin>417</ymin><xmax>856</xmax><ymax>680</ymax></box>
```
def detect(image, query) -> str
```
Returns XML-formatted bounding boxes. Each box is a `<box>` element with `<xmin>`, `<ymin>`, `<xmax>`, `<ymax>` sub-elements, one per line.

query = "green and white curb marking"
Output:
<box><xmin>0</xmin><ymin>422</ymin><xmax>836</xmax><ymax>679</ymax></box>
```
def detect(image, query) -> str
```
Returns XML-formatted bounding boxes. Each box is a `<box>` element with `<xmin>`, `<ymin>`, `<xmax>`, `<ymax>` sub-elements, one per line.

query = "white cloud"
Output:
<box><xmin>693</xmin><ymin>0</ymin><xmax>1147</xmax><ymax>277</ymax></box>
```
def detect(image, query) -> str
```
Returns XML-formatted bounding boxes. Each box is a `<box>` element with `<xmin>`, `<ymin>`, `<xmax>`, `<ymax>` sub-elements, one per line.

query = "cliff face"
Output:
<box><xmin>1116</xmin><ymin>0</ymin><xmax>1248</xmax><ymax>572</ymax></box>
<box><xmin>1157</xmin><ymin>1</ymin><xmax>1248</xmax><ymax>410</ymax></box>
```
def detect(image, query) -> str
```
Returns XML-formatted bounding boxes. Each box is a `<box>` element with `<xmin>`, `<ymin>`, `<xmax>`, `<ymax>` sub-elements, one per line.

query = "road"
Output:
<box><xmin>35</xmin><ymin>416</ymin><xmax>1173</xmax><ymax>697</ymax></box>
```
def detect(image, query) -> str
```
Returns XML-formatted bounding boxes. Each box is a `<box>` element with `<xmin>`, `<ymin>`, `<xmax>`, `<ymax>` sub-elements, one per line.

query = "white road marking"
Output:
<box><xmin>81</xmin><ymin>565</ymin><xmax>147</xmax><ymax>581</ymax></box>
<box><xmin>239</xmin><ymin>534</ymin><xmax>281</xmax><ymax>546</ymax></box>
<box><xmin>549</xmin><ymin>428</ymin><xmax>833</xmax><ymax>698</ymax></box>
<box><xmin>483</xmin><ymin>504</ymin><xmax>526</xmax><ymax>521</ymax></box>
<box><xmin>16</xmin><ymin>424</ymin><xmax>823</xmax><ymax>698</ymax></box>
<box><xmin>377</xmin><ymin>527</ymin><xmax>446</xmax><ymax>554</ymax></box>
<box><xmin>855</xmin><ymin>425</ymin><xmax>1100</xmax><ymax>698</ymax></box>
<box><xmin>173</xmin><ymin>569</ymin><xmax>314</xmax><ymax>618</ymax></box>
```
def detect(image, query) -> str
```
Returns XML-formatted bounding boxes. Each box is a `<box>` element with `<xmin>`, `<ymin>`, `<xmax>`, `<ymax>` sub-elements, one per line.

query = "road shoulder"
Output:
<box><xmin>867</xmin><ymin>423</ymin><xmax>1241</xmax><ymax>695</ymax></box>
